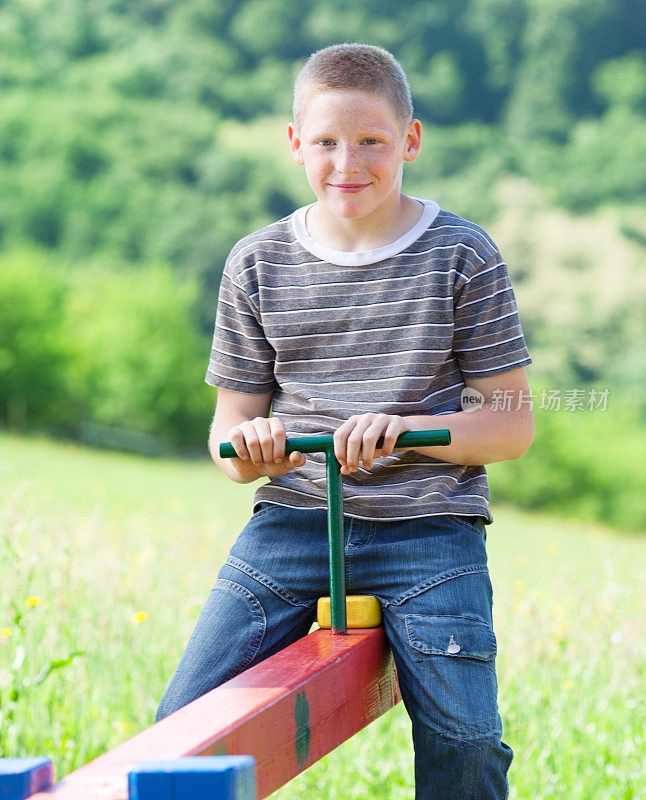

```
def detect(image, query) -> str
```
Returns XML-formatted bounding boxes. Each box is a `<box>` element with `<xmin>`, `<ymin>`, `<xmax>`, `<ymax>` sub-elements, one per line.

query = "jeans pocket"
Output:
<box><xmin>404</xmin><ymin>613</ymin><xmax>501</xmax><ymax>737</ymax></box>
<box><xmin>446</xmin><ymin>514</ymin><xmax>486</xmax><ymax>535</ymax></box>
<box><xmin>252</xmin><ymin>501</ymin><xmax>280</xmax><ymax>520</ymax></box>
<box><xmin>406</xmin><ymin>613</ymin><xmax>496</xmax><ymax>659</ymax></box>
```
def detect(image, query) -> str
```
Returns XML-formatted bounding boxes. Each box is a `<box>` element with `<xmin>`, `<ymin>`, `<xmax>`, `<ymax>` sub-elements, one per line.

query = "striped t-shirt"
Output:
<box><xmin>205</xmin><ymin>198</ymin><xmax>532</xmax><ymax>523</ymax></box>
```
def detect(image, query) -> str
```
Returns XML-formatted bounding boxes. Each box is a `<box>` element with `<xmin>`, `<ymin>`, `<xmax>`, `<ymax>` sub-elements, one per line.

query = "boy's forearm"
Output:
<box><xmin>210</xmin><ymin>401</ymin><xmax>534</xmax><ymax>477</ymax></box>
<box><xmin>400</xmin><ymin>405</ymin><xmax>535</xmax><ymax>466</ymax></box>
<box><xmin>208</xmin><ymin>416</ymin><xmax>265</xmax><ymax>484</ymax></box>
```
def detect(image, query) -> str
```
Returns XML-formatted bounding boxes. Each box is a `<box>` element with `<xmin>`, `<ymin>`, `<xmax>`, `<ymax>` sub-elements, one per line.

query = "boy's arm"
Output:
<box><xmin>400</xmin><ymin>366</ymin><xmax>534</xmax><ymax>466</ymax></box>
<box><xmin>208</xmin><ymin>388</ymin><xmax>272</xmax><ymax>483</ymax></box>
<box><xmin>208</xmin><ymin>387</ymin><xmax>306</xmax><ymax>483</ymax></box>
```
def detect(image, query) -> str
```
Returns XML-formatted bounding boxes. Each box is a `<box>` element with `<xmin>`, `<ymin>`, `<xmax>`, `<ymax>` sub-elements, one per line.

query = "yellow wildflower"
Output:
<box><xmin>132</xmin><ymin>611</ymin><xmax>148</xmax><ymax>624</ymax></box>
<box><xmin>166</xmin><ymin>497</ymin><xmax>183</xmax><ymax>512</ymax></box>
<box><xmin>112</xmin><ymin>720</ymin><xmax>131</xmax><ymax>734</ymax></box>
<box><xmin>25</xmin><ymin>596</ymin><xmax>42</xmax><ymax>607</ymax></box>
<box><xmin>0</xmin><ymin>628</ymin><xmax>12</xmax><ymax>638</ymax></box>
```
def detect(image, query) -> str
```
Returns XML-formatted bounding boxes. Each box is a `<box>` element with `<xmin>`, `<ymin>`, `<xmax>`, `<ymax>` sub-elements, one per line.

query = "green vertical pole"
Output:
<box><xmin>325</xmin><ymin>445</ymin><xmax>347</xmax><ymax>635</ymax></box>
<box><xmin>219</xmin><ymin>430</ymin><xmax>451</xmax><ymax>637</ymax></box>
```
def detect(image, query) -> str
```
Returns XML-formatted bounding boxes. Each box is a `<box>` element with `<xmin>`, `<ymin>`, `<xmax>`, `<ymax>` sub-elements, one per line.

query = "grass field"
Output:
<box><xmin>1</xmin><ymin>431</ymin><xmax>644</xmax><ymax>799</ymax></box>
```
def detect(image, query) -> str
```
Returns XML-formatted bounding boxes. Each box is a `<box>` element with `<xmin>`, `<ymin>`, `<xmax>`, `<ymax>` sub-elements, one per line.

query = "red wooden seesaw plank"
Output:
<box><xmin>28</xmin><ymin>627</ymin><xmax>400</xmax><ymax>800</ymax></box>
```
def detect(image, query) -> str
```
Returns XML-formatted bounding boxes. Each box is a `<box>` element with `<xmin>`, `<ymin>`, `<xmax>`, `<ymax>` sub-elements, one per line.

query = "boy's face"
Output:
<box><xmin>287</xmin><ymin>89</ymin><xmax>421</xmax><ymax>226</ymax></box>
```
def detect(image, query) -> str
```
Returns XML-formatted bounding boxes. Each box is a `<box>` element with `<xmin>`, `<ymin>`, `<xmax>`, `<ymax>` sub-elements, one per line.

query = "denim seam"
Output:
<box><xmin>213</xmin><ymin>578</ymin><xmax>266</xmax><ymax>683</ymax></box>
<box><xmin>433</xmin><ymin>720</ymin><xmax>505</xmax><ymax>741</ymax></box>
<box><xmin>346</xmin><ymin>516</ymin><xmax>376</xmax><ymax>549</ymax></box>
<box><xmin>407</xmin><ymin>611</ymin><xmax>493</xmax><ymax>625</ymax></box>
<box><xmin>225</xmin><ymin>555</ymin><xmax>312</xmax><ymax>608</ymax></box>
<box><xmin>384</xmin><ymin>564</ymin><xmax>489</xmax><ymax>608</ymax></box>
<box><xmin>346</xmin><ymin>549</ymin><xmax>353</xmax><ymax>594</ymax></box>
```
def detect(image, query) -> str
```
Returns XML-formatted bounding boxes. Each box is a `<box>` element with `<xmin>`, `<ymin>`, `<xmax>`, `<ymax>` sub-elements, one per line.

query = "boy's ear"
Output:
<box><xmin>287</xmin><ymin>123</ymin><xmax>305</xmax><ymax>165</ymax></box>
<box><xmin>403</xmin><ymin>119</ymin><xmax>422</xmax><ymax>163</ymax></box>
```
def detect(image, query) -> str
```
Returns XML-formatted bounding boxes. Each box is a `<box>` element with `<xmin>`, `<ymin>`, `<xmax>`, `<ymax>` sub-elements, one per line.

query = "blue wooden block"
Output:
<box><xmin>128</xmin><ymin>756</ymin><xmax>256</xmax><ymax>800</ymax></box>
<box><xmin>0</xmin><ymin>757</ymin><xmax>53</xmax><ymax>800</ymax></box>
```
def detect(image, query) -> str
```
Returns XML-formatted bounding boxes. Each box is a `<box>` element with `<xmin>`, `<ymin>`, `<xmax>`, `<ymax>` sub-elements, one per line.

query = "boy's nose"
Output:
<box><xmin>334</xmin><ymin>145</ymin><xmax>361</xmax><ymax>175</ymax></box>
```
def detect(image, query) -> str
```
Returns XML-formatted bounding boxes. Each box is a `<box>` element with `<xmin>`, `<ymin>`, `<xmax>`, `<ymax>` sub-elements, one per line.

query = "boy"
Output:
<box><xmin>156</xmin><ymin>43</ymin><xmax>534</xmax><ymax>800</ymax></box>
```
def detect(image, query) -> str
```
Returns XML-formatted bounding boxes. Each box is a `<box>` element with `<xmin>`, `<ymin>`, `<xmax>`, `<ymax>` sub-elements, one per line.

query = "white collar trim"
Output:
<box><xmin>291</xmin><ymin>198</ymin><xmax>440</xmax><ymax>266</ymax></box>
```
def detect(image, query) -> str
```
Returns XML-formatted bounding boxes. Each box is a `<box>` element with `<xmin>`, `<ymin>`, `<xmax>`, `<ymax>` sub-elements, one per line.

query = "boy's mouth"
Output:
<box><xmin>330</xmin><ymin>183</ymin><xmax>370</xmax><ymax>193</ymax></box>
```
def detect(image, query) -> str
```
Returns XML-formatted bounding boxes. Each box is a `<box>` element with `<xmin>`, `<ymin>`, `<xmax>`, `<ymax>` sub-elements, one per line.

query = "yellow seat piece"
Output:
<box><xmin>316</xmin><ymin>595</ymin><xmax>382</xmax><ymax>629</ymax></box>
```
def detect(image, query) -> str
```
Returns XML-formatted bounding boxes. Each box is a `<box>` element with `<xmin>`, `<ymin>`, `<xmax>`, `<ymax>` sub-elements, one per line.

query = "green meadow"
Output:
<box><xmin>1</xmin><ymin>431</ymin><xmax>643</xmax><ymax>799</ymax></box>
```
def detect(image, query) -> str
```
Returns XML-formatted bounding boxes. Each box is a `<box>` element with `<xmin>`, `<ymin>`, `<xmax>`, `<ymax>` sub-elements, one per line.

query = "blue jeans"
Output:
<box><xmin>155</xmin><ymin>503</ymin><xmax>513</xmax><ymax>799</ymax></box>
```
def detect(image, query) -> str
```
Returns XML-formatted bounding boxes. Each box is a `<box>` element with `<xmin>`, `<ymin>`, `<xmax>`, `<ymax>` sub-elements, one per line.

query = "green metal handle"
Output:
<box><xmin>218</xmin><ymin>429</ymin><xmax>450</xmax><ymax>459</ymax></box>
<box><xmin>219</xmin><ymin>429</ymin><xmax>451</xmax><ymax>634</ymax></box>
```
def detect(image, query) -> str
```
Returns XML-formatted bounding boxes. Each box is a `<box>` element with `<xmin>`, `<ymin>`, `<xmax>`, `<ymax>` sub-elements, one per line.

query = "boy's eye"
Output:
<box><xmin>317</xmin><ymin>139</ymin><xmax>335</xmax><ymax>146</ymax></box>
<box><xmin>363</xmin><ymin>138</ymin><xmax>379</xmax><ymax>144</ymax></box>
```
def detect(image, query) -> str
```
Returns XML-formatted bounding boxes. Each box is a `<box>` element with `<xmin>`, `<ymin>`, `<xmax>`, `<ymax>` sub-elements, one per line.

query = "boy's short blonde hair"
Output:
<box><xmin>293</xmin><ymin>43</ymin><xmax>413</xmax><ymax>133</ymax></box>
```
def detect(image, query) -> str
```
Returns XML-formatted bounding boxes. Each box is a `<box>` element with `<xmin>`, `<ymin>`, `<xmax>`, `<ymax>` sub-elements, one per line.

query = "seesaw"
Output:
<box><xmin>1</xmin><ymin>429</ymin><xmax>450</xmax><ymax>800</ymax></box>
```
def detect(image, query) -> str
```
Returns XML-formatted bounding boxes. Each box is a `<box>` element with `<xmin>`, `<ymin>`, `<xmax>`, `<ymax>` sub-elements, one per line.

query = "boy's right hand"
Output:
<box><xmin>226</xmin><ymin>416</ymin><xmax>306</xmax><ymax>478</ymax></box>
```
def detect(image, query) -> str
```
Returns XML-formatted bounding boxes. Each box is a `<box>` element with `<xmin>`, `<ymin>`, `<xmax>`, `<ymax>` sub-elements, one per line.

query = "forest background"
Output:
<box><xmin>1</xmin><ymin>0</ymin><xmax>645</xmax><ymax>531</ymax></box>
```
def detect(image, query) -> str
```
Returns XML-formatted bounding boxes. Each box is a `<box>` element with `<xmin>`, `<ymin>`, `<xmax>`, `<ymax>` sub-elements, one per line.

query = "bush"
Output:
<box><xmin>0</xmin><ymin>249</ymin><xmax>215</xmax><ymax>450</ymax></box>
<box><xmin>63</xmin><ymin>262</ymin><xmax>214</xmax><ymax>449</ymax></box>
<box><xmin>488</xmin><ymin>399</ymin><xmax>646</xmax><ymax>532</ymax></box>
<box><xmin>0</xmin><ymin>248</ymin><xmax>76</xmax><ymax>430</ymax></box>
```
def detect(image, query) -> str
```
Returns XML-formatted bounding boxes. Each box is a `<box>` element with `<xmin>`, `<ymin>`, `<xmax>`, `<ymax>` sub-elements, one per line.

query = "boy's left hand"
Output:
<box><xmin>333</xmin><ymin>413</ymin><xmax>409</xmax><ymax>475</ymax></box>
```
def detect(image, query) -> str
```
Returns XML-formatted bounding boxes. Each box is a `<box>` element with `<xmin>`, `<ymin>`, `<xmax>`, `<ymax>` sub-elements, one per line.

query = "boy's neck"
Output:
<box><xmin>305</xmin><ymin>194</ymin><xmax>424</xmax><ymax>253</ymax></box>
